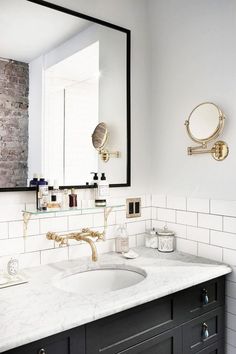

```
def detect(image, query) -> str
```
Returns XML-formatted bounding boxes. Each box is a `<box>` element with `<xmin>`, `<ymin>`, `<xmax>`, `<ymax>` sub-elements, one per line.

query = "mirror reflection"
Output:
<box><xmin>0</xmin><ymin>0</ymin><xmax>129</xmax><ymax>188</ymax></box>
<box><xmin>188</xmin><ymin>103</ymin><xmax>221</xmax><ymax>142</ymax></box>
<box><xmin>92</xmin><ymin>122</ymin><xmax>120</xmax><ymax>163</ymax></box>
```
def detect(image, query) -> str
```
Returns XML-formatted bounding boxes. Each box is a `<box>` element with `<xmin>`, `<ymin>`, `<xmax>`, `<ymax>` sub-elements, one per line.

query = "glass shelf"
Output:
<box><xmin>22</xmin><ymin>204</ymin><xmax>125</xmax><ymax>215</ymax></box>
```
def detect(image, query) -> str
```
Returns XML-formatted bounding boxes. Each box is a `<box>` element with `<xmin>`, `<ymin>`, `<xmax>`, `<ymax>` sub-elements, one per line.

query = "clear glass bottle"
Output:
<box><xmin>62</xmin><ymin>189</ymin><xmax>69</xmax><ymax>209</ymax></box>
<box><xmin>115</xmin><ymin>224</ymin><xmax>129</xmax><ymax>253</ymax></box>
<box><xmin>145</xmin><ymin>228</ymin><xmax>158</xmax><ymax>248</ymax></box>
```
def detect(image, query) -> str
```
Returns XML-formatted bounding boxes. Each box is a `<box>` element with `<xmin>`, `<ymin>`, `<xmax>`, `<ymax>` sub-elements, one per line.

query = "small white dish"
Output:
<box><xmin>122</xmin><ymin>250</ymin><xmax>139</xmax><ymax>259</ymax></box>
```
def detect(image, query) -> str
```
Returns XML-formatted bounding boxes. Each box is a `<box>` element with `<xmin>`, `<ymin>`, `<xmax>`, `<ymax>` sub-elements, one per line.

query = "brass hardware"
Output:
<box><xmin>211</xmin><ymin>141</ymin><xmax>229</xmax><ymax>161</ymax></box>
<box><xmin>187</xmin><ymin>140</ymin><xmax>229</xmax><ymax>161</ymax></box>
<box><xmin>103</xmin><ymin>206</ymin><xmax>114</xmax><ymax>241</ymax></box>
<box><xmin>23</xmin><ymin>212</ymin><xmax>31</xmax><ymax>237</ymax></box>
<box><xmin>99</xmin><ymin>149</ymin><xmax>120</xmax><ymax>163</ymax></box>
<box><xmin>185</xmin><ymin>102</ymin><xmax>229</xmax><ymax>161</ymax></box>
<box><xmin>46</xmin><ymin>229</ymin><xmax>104</xmax><ymax>262</ymax></box>
<box><xmin>92</xmin><ymin>122</ymin><xmax>120</xmax><ymax>163</ymax></box>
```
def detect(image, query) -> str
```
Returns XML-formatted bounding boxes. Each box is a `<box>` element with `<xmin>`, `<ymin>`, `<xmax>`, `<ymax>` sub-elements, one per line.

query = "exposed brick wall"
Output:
<box><xmin>0</xmin><ymin>59</ymin><xmax>29</xmax><ymax>187</ymax></box>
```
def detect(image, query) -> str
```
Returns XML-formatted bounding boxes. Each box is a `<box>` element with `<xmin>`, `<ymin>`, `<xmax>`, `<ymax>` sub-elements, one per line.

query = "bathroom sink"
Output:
<box><xmin>54</xmin><ymin>265</ymin><xmax>146</xmax><ymax>295</ymax></box>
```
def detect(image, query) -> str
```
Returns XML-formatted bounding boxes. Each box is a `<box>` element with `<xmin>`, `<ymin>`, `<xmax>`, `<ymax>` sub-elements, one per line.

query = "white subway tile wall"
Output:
<box><xmin>0</xmin><ymin>195</ymin><xmax>151</xmax><ymax>271</ymax></box>
<box><xmin>152</xmin><ymin>194</ymin><xmax>236</xmax><ymax>353</ymax></box>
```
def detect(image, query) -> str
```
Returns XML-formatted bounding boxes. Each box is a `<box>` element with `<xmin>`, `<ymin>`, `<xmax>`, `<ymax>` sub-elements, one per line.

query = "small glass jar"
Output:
<box><xmin>145</xmin><ymin>228</ymin><xmax>158</xmax><ymax>248</ymax></box>
<box><xmin>157</xmin><ymin>226</ymin><xmax>175</xmax><ymax>252</ymax></box>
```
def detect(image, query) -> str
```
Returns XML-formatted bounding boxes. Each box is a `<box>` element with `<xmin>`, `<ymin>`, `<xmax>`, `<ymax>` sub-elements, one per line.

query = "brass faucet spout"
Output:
<box><xmin>79</xmin><ymin>236</ymin><xmax>98</xmax><ymax>262</ymax></box>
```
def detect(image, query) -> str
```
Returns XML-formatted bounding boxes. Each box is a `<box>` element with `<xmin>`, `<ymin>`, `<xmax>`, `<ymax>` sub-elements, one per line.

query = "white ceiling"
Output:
<box><xmin>0</xmin><ymin>0</ymin><xmax>91</xmax><ymax>63</ymax></box>
<box><xmin>45</xmin><ymin>41</ymin><xmax>100</xmax><ymax>91</ymax></box>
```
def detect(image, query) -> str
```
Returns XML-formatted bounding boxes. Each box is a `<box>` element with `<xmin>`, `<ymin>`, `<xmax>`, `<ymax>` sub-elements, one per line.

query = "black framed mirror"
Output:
<box><xmin>0</xmin><ymin>0</ymin><xmax>131</xmax><ymax>191</ymax></box>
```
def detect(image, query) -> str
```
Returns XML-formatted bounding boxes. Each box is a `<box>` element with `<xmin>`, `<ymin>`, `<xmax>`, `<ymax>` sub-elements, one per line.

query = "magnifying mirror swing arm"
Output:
<box><xmin>185</xmin><ymin>103</ymin><xmax>229</xmax><ymax>161</ymax></box>
<box><xmin>99</xmin><ymin>148</ymin><xmax>120</xmax><ymax>163</ymax></box>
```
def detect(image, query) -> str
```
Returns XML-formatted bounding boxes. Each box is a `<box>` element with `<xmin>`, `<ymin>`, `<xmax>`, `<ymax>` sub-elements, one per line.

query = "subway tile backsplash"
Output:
<box><xmin>0</xmin><ymin>194</ymin><xmax>151</xmax><ymax>270</ymax></box>
<box><xmin>152</xmin><ymin>194</ymin><xmax>236</xmax><ymax>352</ymax></box>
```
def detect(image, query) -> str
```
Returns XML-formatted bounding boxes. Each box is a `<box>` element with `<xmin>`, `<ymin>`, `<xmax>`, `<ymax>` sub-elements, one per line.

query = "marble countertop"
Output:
<box><xmin>0</xmin><ymin>247</ymin><xmax>231</xmax><ymax>352</ymax></box>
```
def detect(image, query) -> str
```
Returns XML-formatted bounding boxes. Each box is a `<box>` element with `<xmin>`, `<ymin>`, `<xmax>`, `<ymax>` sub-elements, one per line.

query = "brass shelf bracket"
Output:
<box><xmin>23</xmin><ymin>212</ymin><xmax>32</xmax><ymax>237</ymax></box>
<box><xmin>103</xmin><ymin>206</ymin><xmax>113</xmax><ymax>240</ymax></box>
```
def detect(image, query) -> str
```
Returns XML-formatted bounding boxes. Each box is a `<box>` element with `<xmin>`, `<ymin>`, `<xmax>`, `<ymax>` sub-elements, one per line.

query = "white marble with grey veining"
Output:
<box><xmin>0</xmin><ymin>247</ymin><xmax>231</xmax><ymax>352</ymax></box>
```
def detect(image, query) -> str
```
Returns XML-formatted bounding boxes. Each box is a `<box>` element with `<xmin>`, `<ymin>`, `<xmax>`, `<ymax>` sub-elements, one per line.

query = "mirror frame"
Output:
<box><xmin>0</xmin><ymin>0</ymin><xmax>131</xmax><ymax>192</ymax></box>
<box><xmin>185</xmin><ymin>102</ymin><xmax>229</xmax><ymax>161</ymax></box>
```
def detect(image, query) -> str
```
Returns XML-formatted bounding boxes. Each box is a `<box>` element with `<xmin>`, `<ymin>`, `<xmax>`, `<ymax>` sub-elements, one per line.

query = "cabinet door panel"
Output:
<box><xmin>175</xmin><ymin>277</ymin><xmax>224</xmax><ymax>322</ymax></box>
<box><xmin>3</xmin><ymin>327</ymin><xmax>85</xmax><ymax>354</ymax></box>
<box><xmin>86</xmin><ymin>295</ymin><xmax>176</xmax><ymax>354</ymax></box>
<box><xmin>182</xmin><ymin>307</ymin><xmax>224</xmax><ymax>354</ymax></box>
<box><xmin>119</xmin><ymin>327</ymin><xmax>182</xmax><ymax>354</ymax></box>
<box><xmin>196</xmin><ymin>341</ymin><xmax>224</xmax><ymax>354</ymax></box>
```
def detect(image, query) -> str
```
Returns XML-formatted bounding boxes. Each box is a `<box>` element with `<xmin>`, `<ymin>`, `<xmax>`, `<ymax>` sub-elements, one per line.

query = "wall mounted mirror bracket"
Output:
<box><xmin>92</xmin><ymin>122</ymin><xmax>120</xmax><ymax>163</ymax></box>
<box><xmin>185</xmin><ymin>102</ymin><xmax>229</xmax><ymax>161</ymax></box>
<box><xmin>99</xmin><ymin>149</ymin><xmax>120</xmax><ymax>163</ymax></box>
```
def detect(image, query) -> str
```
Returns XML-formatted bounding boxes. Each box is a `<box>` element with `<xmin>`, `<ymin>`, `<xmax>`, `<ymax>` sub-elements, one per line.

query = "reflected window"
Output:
<box><xmin>43</xmin><ymin>41</ymin><xmax>99</xmax><ymax>185</ymax></box>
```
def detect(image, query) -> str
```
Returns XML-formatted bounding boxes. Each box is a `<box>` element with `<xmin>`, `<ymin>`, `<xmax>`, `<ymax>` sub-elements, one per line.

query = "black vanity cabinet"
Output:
<box><xmin>3</xmin><ymin>277</ymin><xmax>225</xmax><ymax>354</ymax></box>
<box><xmin>3</xmin><ymin>327</ymin><xmax>85</xmax><ymax>354</ymax></box>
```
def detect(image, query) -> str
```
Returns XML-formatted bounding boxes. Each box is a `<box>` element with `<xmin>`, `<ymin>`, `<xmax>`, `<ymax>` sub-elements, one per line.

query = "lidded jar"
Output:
<box><xmin>157</xmin><ymin>225</ymin><xmax>175</xmax><ymax>252</ymax></box>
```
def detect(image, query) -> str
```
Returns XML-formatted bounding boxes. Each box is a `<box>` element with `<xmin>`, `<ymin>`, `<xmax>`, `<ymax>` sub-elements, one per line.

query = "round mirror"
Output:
<box><xmin>186</xmin><ymin>102</ymin><xmax>224</xmax><ymax>144</ymax></box>
<box><xmin>92</xmin><ymin>122</ymin><xmax>108</xmax><ymax>151</ymax></box>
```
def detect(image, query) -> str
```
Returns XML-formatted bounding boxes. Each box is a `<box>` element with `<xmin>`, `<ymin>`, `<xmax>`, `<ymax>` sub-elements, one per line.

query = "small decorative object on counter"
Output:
<box><xmin>157</xmin><ymin>225</ymin><xmax>175</xmax><ymax>252</ymax></box>
<box><xmin>145</xmin><ymin>227</ymin><xmax>158</xmax><ymax>248</ymax></box>
<box><xmin>115</xmin><ymin>223</ymin><xmax>129</xmax><ymax>253</ymax></box>
<box><xmin>69</xmin><ymin>188</ymin><xmax>78</xmax><ymax>208</ymax></box>
<box><xmin>122</xmin><ymin>249</ymin><xmax>139</xmax><ymax>259</ymax></box>
<box><xmin>7</xmin><ymin>258</ymin><xmax>19</xmax><ymax>276</ymax></box>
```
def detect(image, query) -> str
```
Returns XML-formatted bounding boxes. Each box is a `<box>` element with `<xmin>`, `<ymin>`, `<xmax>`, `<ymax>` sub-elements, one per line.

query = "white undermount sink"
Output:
<box><xmin>54</xmin><ymin>265</ymin><xmax>146</xmax><ymax>295</ymax></box>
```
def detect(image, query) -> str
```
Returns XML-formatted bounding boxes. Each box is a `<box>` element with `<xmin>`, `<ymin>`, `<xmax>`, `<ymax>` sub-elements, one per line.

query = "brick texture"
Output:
<box><xmin>0</xmin><ymin>58</ymin><xmax>28</xmax><ymax>187</ymax></box>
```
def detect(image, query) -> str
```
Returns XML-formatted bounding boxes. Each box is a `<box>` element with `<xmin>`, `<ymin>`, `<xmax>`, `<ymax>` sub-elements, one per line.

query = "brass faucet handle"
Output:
<box><xmin>96</xmin><ymin>231</ymin><xmax>105</xmax><ymax>240</ymax></box>
<box><xmin>81</xmin><ymin>228</ymin><xmax>90</xmax><ymax>233</ymax></box>
<box><xmin>81</xmin><ymin>228</ymin><xmax>104</xmax><ymax>240</ymax></box>
<box><xmin>90</xmin><ymin>230</ymin><xmax>104</xmax><ymax>240</ymax></box>
<box><xmin>46</xmin><ymin>232</ymin><xmax>68</xmax><ymax>246</ymax></box>
<box><xmin>46</xmin><ymin>232</ymin><xmax>56</xmax><ymax>240</ymax></box>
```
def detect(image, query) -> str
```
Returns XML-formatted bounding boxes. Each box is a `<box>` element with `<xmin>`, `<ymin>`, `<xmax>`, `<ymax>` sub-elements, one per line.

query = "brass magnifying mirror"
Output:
<box><xmin>185</xmin><ymin>102</ymin><xmax>229</xmax><ymax>161</ymax></box>
<box><xmin>92</xmin><ymin>122</ymin><xmax>120</xmax><ymax>162</ymax></box>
